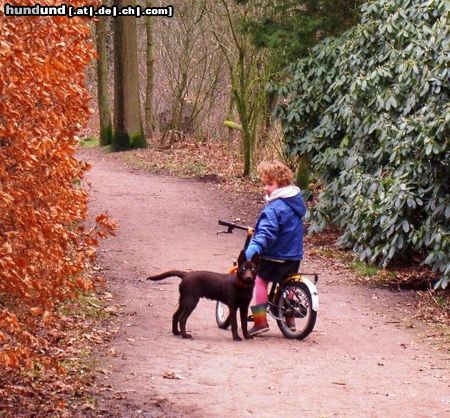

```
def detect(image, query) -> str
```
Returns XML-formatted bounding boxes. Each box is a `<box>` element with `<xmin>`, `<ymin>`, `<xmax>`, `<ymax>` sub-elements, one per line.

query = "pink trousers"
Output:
<box><xmin>254</xmin><ymin>275</ymin><xmax>269</xmax><ymax>304</ymax></box>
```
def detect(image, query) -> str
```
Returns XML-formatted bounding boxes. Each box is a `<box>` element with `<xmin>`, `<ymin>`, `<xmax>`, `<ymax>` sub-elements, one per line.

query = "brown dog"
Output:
<box><xmin>147</xmin><ymin>251</ymin><xmax>259</xmax><ymax>341</ymax></box>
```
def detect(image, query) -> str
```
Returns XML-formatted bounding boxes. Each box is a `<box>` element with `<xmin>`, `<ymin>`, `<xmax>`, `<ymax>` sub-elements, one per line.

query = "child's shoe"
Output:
<box><xmin>248</xmin><ymin>324</ymin><xmax>269</xmax><ymax>336</ymax></box>
<box><xmin>248</xmin><ymin>303</ymin><xmax>269</xmax><ymax>336</ymax></box>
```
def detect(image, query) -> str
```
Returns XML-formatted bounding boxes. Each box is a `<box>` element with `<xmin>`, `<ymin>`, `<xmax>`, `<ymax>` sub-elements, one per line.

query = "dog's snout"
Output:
<box><xmin>240</xmin><ymin>262</ymin><xmax>257</xmax><ymax>282</ymax></box>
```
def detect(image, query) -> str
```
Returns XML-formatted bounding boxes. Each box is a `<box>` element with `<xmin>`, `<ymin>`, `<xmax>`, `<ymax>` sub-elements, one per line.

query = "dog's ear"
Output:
<box><xmin>251</xmin><ymin>253</ymin><xmax>260</xmax><ymax>265</ymax></box>
<box><xmin>237</xmin><ymin>250</ymin><xmax>246</xmax><ymax>265</ymax></box>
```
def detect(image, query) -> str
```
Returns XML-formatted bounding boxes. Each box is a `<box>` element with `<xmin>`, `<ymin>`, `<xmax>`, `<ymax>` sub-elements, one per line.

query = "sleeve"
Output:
<box><xmin>245</xmin><ymin>207</ymin><xmax>279</xmax><ymax>258</ymax></box>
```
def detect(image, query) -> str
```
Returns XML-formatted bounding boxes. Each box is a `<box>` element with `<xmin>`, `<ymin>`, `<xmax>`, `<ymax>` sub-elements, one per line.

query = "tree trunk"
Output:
<box><xmin>96</xmin><ymin>16</ymin><xmax>112</xmax><ymax>146</ymax></box>
<box><xmin>145</xmin><ymin>0</ymin><xmax>154</xmax><ymax>140</ymax></box>
<box><xmin>233</xmin><ymin>47</ymin><xmax>254</xmax><ymax>177</ymax></box>
<box><xmin>112</xmin><ymin>0</ymin><xmax>146</xmax><ymax>151</ymax></box>
<box><xmin>295</xmin><ymin>155</ymin><xmax>311</xmax><ymax>192</ymax></box>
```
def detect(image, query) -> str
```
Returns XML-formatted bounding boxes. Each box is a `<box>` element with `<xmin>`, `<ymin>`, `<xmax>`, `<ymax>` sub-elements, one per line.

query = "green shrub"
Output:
<box><xmin>274</xmin><ymin>0</ymin><xmax>449</xmax><ymax>288</ymax></box>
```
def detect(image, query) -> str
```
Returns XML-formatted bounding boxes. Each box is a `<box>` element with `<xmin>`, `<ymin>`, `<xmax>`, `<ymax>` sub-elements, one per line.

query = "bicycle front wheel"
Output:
<box><xmin>215</xmin><ymin>301</ymin><xmax>231</xmax><ymax>329</ymax></box>
<box><xmin>275</xmin><ymin>282</ymin><xmax>317</xmax><ymax>340</ymax></box>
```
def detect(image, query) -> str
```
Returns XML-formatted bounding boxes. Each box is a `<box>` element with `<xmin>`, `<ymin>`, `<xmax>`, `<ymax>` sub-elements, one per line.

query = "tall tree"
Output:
<box><xmin>241</xmin><ymin>0</ymin><xmax>363</xmax><ymax>70</ymax></box>
<box><xmin>112</xmin><ymin>0</ymin><xmax>146</xmax><ymax>151</ymax></box>
<box><xmin>157</xmin><ymin>0</ymin><xmax>223</xmax><ymax>146</ymax></box>
<box><xmin>96</xmin><ymin>16</ymin><xmax>112</xmax><ymax>146</ymax></box>
<box><xmin>205</xmin><ymin>0</ymin><xmax>269</xmax><ymax>176</ymax></box>
<box><xmin>241</xmin><ymin>0</ymin><xmax>363</xmax><ymax>187</ymax></box>
<box><xmin>145</xmin><ymin>0</ymin><xmax>154</xmax><ymax>139</ymax></box>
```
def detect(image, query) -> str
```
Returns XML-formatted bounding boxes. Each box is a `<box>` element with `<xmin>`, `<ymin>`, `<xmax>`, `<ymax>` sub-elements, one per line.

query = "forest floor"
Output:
<box><xmin>77</xmin><ymin>144</ymin><xmax>448</xmax><ymax>417</ymax></box>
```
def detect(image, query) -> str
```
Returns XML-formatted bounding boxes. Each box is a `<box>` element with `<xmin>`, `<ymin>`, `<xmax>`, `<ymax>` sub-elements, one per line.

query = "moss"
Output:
<box><xmin>99</xmin><ymin>124</ymin><xmax>113</xmax><ymax>146</ymax></box>
<box><xmin>295</xmin><ymin>155</ymin><xmax>311</xmax><ymax>190</ymax></box>
<box><xmin>111</xmin><ymin>130</ymin><xmax>146</xmax><ymax>151</ymax></box>
<box><xmin>130</xmin><ymin>131</ymin><xmax>147</xmax><ymax>149</ymax></box>
<box><xmin>111</xmin><ymin>130</ymin><xmax>131</xmax><ymax>151</ymax></box>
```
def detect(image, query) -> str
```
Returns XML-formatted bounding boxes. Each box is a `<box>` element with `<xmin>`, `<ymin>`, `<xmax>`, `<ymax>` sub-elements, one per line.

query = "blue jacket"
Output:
<box><xmin>246</xmin><ymin>191</ymin><xmax>306</xmax><ymax>261</ymax></box>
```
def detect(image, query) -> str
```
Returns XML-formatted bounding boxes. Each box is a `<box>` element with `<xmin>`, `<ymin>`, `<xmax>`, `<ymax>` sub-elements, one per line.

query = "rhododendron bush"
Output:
<box><xmin>275</xmin><ymin>0</ymin><xmax>449</xmax><ymax>288</ymax></box>
<box><xmin>0</xmin><ymin>1</ymin><xmax>115</xmax><ymax>368</ymax></box>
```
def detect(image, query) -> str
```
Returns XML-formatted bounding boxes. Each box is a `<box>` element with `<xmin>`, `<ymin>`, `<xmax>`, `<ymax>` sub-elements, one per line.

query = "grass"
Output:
<box><xmin>60</xmin><ymin>348</ymin><xmax>99</xmax><ymax>373</ymax></box>
<box><xmin>348</xmin><ymin>260</ymin><xmax>381</xmax><ymax>277</ymax></box>
<box><xmin>314</xmin><ymin>246</ymin><xmax>387</xmax><ymax>282</ymax></box>
<box><xmin>79</xmin><ymin>137</ymin><xmax>99</xmax><ymax>148</ymax></box>
<box><xmin>58</xmin><ymin>293</ymin><xmax>110</xmax><ymax>320</ymax></box>
<box><xmin>123</xmin><ymin>149</ymin><xmax>210</xmax><ymax>178</ymax></box>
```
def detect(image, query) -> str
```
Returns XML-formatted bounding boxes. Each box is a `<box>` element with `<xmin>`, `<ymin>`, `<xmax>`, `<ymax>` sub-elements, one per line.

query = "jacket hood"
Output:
<box><xmin>282</xmin><ymin>194</ymin><xmax>306</xmax><ymax>218</ymax></box>
<box><xmin>267</xmin><ymin>186</ymin><xmax>306</xmax><ymax>218</ymax></box>
<box><xmin>266</xmin><ymin>185</ymin><xmax>300</xmax><ymax>202</ymax></box>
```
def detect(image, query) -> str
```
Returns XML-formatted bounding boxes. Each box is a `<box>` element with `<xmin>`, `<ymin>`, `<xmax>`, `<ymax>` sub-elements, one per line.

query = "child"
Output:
<box><xmin>245</xmin><ymin>160</ymin><xmax>307</xmax><ymax>335</ymax></box>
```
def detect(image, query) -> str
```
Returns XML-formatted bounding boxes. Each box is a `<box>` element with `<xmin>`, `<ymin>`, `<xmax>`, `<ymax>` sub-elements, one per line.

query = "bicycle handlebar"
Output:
<box><xmin>217</xmin><ymin>220</ymin><xmax>254</xmax><ymax>250</ymax></box>
<box><xmin>218</xmin><ymin>220</ymin><xmax>250</xmax><ymax>232</ymax></box>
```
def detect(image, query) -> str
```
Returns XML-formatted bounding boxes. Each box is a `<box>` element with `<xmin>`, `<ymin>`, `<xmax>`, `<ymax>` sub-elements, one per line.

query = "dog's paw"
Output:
<box><xmin>182</xmin><ymin>333</ymin><xmax>193</xmax><ymax>339</ymax></box>
<box><xmin>233</xmin><ymin>335</ymin><xmax>242</xmax><ymax>341</ymax></box>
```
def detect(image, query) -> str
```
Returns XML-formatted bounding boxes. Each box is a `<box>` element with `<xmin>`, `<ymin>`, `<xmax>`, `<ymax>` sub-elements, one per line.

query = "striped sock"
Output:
<box><xmin>251</xmin><ymin>303</ymin><xmax>268</xmax><ymax>327</ymax></box>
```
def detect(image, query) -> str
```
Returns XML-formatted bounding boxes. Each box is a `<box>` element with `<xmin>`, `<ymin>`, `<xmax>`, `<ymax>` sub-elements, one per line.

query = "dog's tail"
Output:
<box><xmin>147</xmin><ymin>270</ymin><xmax>188</xmax><ymax>281</ymax></box>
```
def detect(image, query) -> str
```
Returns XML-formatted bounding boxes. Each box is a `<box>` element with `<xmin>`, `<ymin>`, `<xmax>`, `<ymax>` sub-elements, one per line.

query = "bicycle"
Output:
<box><xmin>216</xmin><ymin>220</ymin><xmax>319</xmax><ymax>340</ymax></box>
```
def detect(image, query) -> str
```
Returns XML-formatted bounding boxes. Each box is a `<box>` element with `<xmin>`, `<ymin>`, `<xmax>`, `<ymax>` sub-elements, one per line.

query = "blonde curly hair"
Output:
<box><xmin>257</xmin><ymin>160</ymin><xmax>293</xmax><ymax>187</ymax></box>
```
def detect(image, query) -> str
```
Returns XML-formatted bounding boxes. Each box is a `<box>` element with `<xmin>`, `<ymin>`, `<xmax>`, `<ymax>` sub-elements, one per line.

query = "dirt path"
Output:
<box><xmin>81</xmin><ymin>149</ymin><xmax>449</xmax><ymax>417</ymax></box>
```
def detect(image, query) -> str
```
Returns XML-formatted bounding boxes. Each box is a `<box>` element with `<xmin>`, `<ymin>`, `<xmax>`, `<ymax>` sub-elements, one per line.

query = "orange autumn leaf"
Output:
<box><xmin>42</xmin><ymin>310</ymin><xmax>53</xmax><ymax>325</ymax></box>
<box><xmin>30</xmin><ymin>307</ymin><xmax>44</xmax><ymax>317</ymax></box>
<box><xmin>0</xmin><ymin>0</ymin><xmax>114</xmax><ymax>370</ymax></box>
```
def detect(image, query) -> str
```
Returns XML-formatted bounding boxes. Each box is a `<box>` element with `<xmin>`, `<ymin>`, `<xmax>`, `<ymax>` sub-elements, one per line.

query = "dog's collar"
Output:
<box><xmin>233</xmin><ymin>276</ymin><xmax>254</xmax><ymax>289</ymax></box>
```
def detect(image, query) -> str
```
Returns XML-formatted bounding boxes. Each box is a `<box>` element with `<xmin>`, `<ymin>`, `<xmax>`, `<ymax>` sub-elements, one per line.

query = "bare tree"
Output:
<box><xmin>204</xmin><ymin>0</ymin><xmax>271</xmax><ymax>176</ymax></box>
<box><xmin>155</xmin><ymin>0</ymin><xmax>224</xmax><ymax>146</ymax></box>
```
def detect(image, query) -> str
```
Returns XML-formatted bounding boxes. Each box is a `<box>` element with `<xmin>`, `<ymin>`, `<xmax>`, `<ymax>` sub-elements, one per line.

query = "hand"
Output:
<box><xmin>245</xmin><ymin>244</ymin><xmax>259</xmax><ymax>260</ymax></box>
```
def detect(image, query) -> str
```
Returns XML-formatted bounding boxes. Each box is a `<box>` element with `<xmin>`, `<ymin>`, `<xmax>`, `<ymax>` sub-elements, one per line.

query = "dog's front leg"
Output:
<box><xmin>230</xmin><ymin>307</ymin><xmax>241</xmax><ymax>341</ymax></box>
<box><xmin>240</xmin><ymin>306</ymin><xmax>253</xmax><ymax>339</ymax></box>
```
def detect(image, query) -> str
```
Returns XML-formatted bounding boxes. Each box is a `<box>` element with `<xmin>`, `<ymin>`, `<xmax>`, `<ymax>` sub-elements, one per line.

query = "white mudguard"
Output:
<box><xmin>299</xmin><ymin>277</ymin><xmax>319</xmax><ymax>311</ymax></box>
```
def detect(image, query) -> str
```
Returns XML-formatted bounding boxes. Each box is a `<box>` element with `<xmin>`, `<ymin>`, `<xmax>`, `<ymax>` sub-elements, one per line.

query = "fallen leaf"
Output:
<box><xmin>162</xmin><ymin>371</ymin><xmax>184</xmax><ymax>380</ymax></box>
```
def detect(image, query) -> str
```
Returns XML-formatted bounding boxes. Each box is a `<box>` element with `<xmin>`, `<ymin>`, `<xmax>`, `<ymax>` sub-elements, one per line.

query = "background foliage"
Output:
<box><xmin>0</xmin><ymin>2</ymin><xmax>115</xmax><ymax>368</ymax></box>
<box><xmin>275</xmin><ymin>0</ymin><xmax>449</xmax><ymax>287</ymax></box>
<box><xmin>240</xmin><ymin>0</ymin><xmax>363</xmax><ymax>69</ymax></box>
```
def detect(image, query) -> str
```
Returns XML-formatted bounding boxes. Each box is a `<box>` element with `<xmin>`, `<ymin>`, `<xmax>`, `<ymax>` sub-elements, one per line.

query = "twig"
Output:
<box><xmin>427</xmin><ymin>289</ymin><xmax>446</xmax><ymax>314</ymax></box>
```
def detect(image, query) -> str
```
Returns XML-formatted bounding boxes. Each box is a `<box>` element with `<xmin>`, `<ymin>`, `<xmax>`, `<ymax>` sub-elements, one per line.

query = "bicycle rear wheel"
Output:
<box><xmin>275</xmin><ymin>281</ymin><xmax>317</xmax><ymax>340</ymax></box>
<box><xmin>215</xmin><ymin>301</ymin><xmax>231</xmax><ymax>329</ymax></box>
